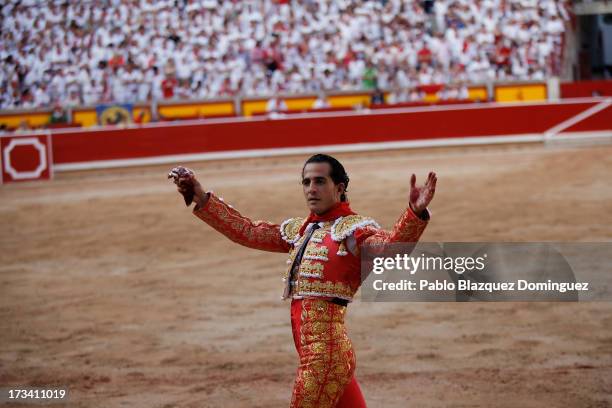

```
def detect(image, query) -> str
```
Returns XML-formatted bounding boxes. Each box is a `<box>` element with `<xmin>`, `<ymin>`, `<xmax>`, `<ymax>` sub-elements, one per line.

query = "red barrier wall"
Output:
<box><xmin>565</xmin><ymin>104</ymin><xmax>612</xmax><ymax>132</ymax></box>
<box><xmin>561</xmin><ymin>81</ymin><xmax>612</xmax><ymax>98</ymax></box>
<box><xmin>50</xmin><ymin>101</ymin><xmax>607</xmax><ymax>166</ymax></box>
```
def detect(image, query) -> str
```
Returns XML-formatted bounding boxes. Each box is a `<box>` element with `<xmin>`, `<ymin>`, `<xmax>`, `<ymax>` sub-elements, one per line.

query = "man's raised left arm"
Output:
<box><xmin>354</xmin><ymin>172</ymin><xmax>437</xmax><ymax>247</ymax></box>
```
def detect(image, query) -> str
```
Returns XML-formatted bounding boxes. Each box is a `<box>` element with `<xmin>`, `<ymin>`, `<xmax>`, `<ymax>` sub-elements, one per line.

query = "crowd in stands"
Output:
<box><xmin>0</xmin><ymin>0</ymin><xmax>570</xmax><ymax>110</ymax></box>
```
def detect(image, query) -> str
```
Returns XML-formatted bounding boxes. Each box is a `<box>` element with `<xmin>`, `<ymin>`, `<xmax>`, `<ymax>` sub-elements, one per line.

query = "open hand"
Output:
<box><xmin>409</xmin><ymin>171</ymin><xmax>437</xmax><ymax>215</ymax></box>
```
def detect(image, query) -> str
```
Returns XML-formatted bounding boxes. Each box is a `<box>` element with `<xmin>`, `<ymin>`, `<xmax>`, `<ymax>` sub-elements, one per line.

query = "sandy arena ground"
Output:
<box><xmin>1</xmin><ymin>141</ymin><xmax>611</xmax><ymax>408</ymax></box>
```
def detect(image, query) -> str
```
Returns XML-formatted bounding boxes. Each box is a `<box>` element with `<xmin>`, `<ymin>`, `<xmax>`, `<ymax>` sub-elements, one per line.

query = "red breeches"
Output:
<box><xmin>289</xmin><ymin>298</ymin><xmax>367</xmax><ymax>408</ymax></box>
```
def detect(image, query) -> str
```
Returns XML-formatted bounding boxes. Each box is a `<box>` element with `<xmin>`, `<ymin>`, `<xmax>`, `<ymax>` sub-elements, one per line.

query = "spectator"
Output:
<box><xmin>15</xmin><ymin>119</ymin><xmax>30</xmax><ymax>132</ymax></box>
<box><xmin>312</xmin><ymin>93</ymin><xmax>330</xmax><ymax>109</ymax></box>
<box><xmin>266</xmin><ymin>96</ymin><xmax>287</xmax><ymax>113</ymax></box>
<box><xmin>49</xmin><ymin>104</ymin><xmax>68</xmax><ymax>124</ymax></box>
<box><xmin>0</xmin><ymin>0</ymin><xmax>570</xmax><ymax>110</ymax></box>
<box><xmin>362</xmin><ymin>62</ymin><xmax>378</xmax><ymax>90</ymax></box>
<box><xmin>161</xmin><ymin>75</ymin><xmax>178</xmax><ymax>100</ymax></box>
<box><xmin>371</xmin><ymin>87</ymin><xmax>385</xmax><ymax>105</ymax></box>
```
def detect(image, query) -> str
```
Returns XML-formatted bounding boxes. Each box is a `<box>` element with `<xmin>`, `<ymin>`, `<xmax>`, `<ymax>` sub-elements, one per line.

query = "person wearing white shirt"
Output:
<box><xmin>266</xmin><ymin>96</ymin><xmax>288</xmax><ymax>113</ymax></box>
<box><xmin>312</xmin><ymin>92</ymin><xmax>330</xmax><ymax>109</ymax></box>
<box><xmin>0</xmin><ymin>0</ymin><xmax>570</xmax><ymax>106</ymax></box>
<box><xmin>82</xmin><ymin>79</ymin><xmax>102</xmax><ymax>106</ymax></box>
<box><xmin>33</xmin><ymin>83</ymin><xmax>51</xmax><ymax>108</ymax></box>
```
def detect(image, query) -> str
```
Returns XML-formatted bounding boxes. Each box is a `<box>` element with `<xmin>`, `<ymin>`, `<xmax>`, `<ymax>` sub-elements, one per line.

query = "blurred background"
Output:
<box><xmin>0</xmin><ymin>0</ymin><xmax>610</xmax><ymax>130</ymax></box>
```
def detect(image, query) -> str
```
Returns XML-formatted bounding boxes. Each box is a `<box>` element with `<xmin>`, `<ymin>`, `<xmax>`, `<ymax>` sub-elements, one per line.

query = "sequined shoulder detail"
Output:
<box><xmin>280</xmin><ymin>217</ymin><xmax>306</xmax><ymax>244</ymax></box>
<box><xmin>331</xmin><ymin>214</ymin><xmax>381</xmax><ymax>242</ymax></box>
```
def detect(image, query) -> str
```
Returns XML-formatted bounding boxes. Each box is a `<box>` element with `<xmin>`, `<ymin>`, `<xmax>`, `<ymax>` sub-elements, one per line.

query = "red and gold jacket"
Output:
<box><xmin>193</xmin><ymin>192</ymin><xmax>429</xmax><ymax>302</ymax></box>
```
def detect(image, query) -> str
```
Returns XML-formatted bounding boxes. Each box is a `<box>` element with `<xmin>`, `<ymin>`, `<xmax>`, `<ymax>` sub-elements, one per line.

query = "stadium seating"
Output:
<box><xmin>0</xmin><ymin>0</ymin><xmax>570</xmax><ymax>110</ymax></box>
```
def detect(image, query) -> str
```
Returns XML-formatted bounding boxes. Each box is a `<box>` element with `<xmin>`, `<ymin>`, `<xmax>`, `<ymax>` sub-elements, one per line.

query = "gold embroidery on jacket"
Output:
<box><xmin>283</xmin><ymin>225</ymin><xmax>328</xmax><ymax>280</ymax></box>
<box><xmin>331</xmin><ymin>214</ymin><xmax>380</xmax><ymax>242</ymax></box>
<box><xmin>193</xmin><ymin>193</ymin><xmax>289</xmax><ymax>252</ymax></box>
<box><xmin>298</xmin><ymin>260</ymin><xmax>325</xmax><ymax>278</ymax></box>
<box><xmin>303</xmin><ymin>244</ymin><xmax>329</xmax><ymax>261</ymax></box>
<box><xmin>281</xmin><ymin>217</ymin><xmax>306</xmax><ymax>244</ymax></box>
<box><xmin>309</xmin><ymin>228</ymin><xmax>327</xmax><ymax>243</ymax></box>
<box><xmin>296</xmin><ymin>280</ymin><xmax>354</xmax><ymax>300</ymax></box>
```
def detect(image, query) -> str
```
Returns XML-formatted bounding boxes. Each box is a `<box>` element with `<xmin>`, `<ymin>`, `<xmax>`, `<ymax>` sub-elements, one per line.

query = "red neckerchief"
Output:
<box><xmin>299</xmin><ymin>201</ymin><xmax>356</xmax><ymax>235</ymax></box>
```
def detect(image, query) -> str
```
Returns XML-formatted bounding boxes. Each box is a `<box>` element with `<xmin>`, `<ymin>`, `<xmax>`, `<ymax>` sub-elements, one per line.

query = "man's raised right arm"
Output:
<box><xmin>169</xmin><ymin>166</ymin><xmax>290</xmax><ymax>253</ymax></box>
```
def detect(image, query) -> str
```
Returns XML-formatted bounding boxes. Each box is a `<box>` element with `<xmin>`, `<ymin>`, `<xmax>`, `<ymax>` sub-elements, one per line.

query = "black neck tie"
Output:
<box><xmin>286</xmin><ymin>223</ymin><xmax>321</xmax><ymax>296</ymax></box>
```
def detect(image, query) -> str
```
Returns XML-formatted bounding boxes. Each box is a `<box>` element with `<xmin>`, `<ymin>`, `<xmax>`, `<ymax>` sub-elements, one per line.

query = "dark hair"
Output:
<box><xmin>302</xmin><ymin>154</ymin><xmax>350</xmax><ymax>202</ymax></box>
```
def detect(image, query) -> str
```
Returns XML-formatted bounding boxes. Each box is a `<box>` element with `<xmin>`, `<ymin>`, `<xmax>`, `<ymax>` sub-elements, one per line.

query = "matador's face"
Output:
<box><xmin>301</xmin><ymin>162</ymin><xmax>344</xmax><ymax>215</ymax></box>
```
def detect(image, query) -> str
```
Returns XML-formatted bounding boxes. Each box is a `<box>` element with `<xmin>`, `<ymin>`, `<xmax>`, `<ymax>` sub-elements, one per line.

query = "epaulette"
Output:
<box><xmin>331</xmin><ymin>215</ymin><xmax>381</xmax><ymax>242</ymax></box>
<box><xmin>280</xmin><ymin>217</ymin><xmax>306</xmax><ymax>244</ymax></box>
